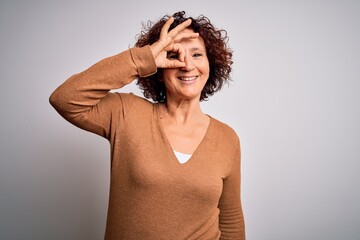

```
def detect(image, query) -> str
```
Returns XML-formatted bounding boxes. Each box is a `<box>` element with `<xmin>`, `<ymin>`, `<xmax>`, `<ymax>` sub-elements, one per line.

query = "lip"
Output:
<box><xmin>177</xmin><ymin>76</ymin><xmax>198</xmax><ymax>84</ymax></box>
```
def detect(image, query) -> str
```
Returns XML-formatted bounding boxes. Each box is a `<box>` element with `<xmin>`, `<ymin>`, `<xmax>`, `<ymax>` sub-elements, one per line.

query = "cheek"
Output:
<box><xmin>201</xmin><ymin>58</ymin><xmax>210</xmax><ymax>71</ymax></box>
<box><xmin>162</xmin><ymin>70</ymin><xmax>177</xmax><ymax>89</ymax></box>
<box><xmin>162</xmin><ymin>69</ymin><xmax>175</xmax><ymax>81</ymax></box>
<box><xmin>201</xmin><ymin>62</ymin><xmax>210</xmax><ymax>78</ymax></box>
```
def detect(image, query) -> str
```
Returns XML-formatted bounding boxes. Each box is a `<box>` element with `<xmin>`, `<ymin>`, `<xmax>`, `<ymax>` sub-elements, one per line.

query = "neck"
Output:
<box><xmin>160</xmin><ymin>96</ymin><xmax>204</xmax><ymax>124</ymax></box>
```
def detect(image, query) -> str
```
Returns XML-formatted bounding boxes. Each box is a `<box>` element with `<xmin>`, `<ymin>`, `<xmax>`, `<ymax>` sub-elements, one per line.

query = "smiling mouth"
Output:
<box><xmin>177</xmin><ymin>76</ymin><xmax>198</xmax><ymax>82</ymax></box>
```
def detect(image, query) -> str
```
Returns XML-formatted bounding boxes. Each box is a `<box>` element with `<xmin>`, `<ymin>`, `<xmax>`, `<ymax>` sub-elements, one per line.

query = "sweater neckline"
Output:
<box><xmin>155</xmin><ymin>103</ymin><xmax>213</xmax><ymax>166</ymax></box>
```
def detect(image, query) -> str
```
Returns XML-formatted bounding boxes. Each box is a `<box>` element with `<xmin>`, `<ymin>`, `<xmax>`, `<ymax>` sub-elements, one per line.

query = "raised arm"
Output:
<box><xmin>50</xmin><ymin>17</ymin><xmax>199</xmax><ymax>139</ymax></box>
<box><xmin>49</xmin><ymin>46</ymin><xmax>156</xmax><ymax>139</ymax></box>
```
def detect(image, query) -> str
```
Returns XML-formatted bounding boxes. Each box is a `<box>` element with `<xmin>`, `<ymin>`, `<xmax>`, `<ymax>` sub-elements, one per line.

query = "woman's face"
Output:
<box><xmin>162</xmin><ymin>28</ymin><xmax>210</xmax><ymax>102</ymax></box>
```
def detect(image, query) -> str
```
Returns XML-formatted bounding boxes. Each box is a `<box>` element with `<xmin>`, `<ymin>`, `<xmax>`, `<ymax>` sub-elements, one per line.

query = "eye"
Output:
<box><xmin>193</xmin><ymin>53</ymin><xmax>203</xmax><ymax>58</ymax></box>
<box><xmin>167</xmin><ymin>52</ymin><xmax>179</xmax><ymax>59</ymax></box>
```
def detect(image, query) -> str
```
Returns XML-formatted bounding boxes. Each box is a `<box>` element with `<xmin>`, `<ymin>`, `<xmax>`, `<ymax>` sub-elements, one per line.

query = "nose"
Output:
<box><xmin>181</xmin><ymin>54</ymin><xmax>195</xmax><ymax>71</ymax></box>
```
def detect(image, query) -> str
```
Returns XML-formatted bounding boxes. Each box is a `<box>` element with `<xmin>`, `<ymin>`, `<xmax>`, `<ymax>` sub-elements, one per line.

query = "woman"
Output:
<box><xmin>50</xmin><ymin>11</ymin><xmax>245</xmax><ymax>240</ymax></box>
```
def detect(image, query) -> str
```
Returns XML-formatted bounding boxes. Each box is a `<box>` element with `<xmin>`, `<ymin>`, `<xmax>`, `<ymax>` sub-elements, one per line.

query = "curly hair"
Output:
<box><xmin>135</xmin><ymin>11</ymin><xmax>233</xmax><ymax>102</ymax></box>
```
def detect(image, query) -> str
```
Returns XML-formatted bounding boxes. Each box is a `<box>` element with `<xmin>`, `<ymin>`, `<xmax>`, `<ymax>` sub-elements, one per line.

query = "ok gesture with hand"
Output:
<box><xmin>150</xmin><ymin>17</ymin><xmax>199</xmax><ymax>69</ymax></box>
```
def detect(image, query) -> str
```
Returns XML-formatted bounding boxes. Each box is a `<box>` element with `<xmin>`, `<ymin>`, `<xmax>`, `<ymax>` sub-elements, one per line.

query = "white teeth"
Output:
<box><xmin>179</xmin><ymin>76</ymin><xmax>197</xmax><ymax>81</ymax></box>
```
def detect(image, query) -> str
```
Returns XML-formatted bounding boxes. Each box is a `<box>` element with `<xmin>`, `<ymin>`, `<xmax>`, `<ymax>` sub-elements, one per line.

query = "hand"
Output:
<box><xmin>149</xmin><ymin>17</ymin><xmax>199</xmax><ymax>69</ymax></box>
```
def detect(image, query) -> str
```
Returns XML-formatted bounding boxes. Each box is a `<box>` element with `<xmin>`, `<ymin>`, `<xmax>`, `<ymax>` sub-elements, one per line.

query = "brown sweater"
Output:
<box><xmin>49</xmin><ymin>46</ymin><xmax>245</xmax><ymax>239</ymax></box>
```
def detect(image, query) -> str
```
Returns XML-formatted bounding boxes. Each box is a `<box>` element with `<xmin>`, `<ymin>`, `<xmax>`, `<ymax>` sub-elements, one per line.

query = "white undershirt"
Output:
<box><xmin>173</xmin><ymin>150</ymin><xmax>192</xmax><ymax>164</ymax></box>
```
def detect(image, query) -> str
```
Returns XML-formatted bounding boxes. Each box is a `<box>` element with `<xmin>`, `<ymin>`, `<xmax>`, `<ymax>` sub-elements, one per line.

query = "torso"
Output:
<box><xmin>103</xmin><ymin>94</ymin><xmax>240</xmax><ymax>238</ymax></box>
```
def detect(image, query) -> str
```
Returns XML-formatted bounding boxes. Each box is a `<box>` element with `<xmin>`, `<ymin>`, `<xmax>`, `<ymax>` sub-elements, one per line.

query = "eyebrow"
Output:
<box><xmin>190</xmin><ymin>47</ymin><xmax>205</xmax><ymax>52</ymax></box>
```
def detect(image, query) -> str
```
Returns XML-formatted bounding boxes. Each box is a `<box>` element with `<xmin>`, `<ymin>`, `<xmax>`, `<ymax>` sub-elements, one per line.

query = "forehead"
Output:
<box><xmin>179</xmin><ymin>28</ymin><xmax>206</xmax><ymax>49</ymax></box>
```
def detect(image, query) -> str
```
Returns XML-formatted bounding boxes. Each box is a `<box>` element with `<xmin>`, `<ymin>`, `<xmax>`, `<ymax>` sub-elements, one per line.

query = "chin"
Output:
<box><xmin>177</xmin><ymin>92</ymin><xmax>201</xmax><ymax>101</ymax></box>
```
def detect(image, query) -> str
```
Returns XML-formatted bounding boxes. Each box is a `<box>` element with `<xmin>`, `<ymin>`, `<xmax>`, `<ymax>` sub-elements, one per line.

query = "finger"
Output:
<box><xmin>168</xmin><ymin>18</ymin><xmax>192</xmax><ymax>38</ymax></box>
<box><xmin>172</xmin><ymin>43</ymin><xmax>185</xmax><ymax>62</ymax></box>
<box><xmin>174</xmin><ymin>32</ymin><xmax>199</xmax><ymax>43</ymax></box>
<box><xmin>160</xmin><ymin>17</ymin><xmax>174</xmax><ymax>40</ymax></box>
<box><xmin>169</xmin><ymin>60</ymin><xmax>186</xmax><ymax>68</ymax></box>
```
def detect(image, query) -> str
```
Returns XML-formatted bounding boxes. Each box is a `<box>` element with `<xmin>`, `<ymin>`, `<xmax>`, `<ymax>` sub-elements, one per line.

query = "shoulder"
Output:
<box><xmin>111</xmin><ymin>92</ymin><xmax>154</xmax><ymax>107</ymax></box>
<box><xmin>207</xmin><ymin>116</ymin><xmax>241</xmax><ymax>176</ymax></box>
<box><xmin>209</xmin><ymin>116</ymin><xmax>240</xmax><ymax>149</ymax></box>
<box><xmin>98</xmin><ymin>92</ymin><xmax>154</xmax><ymax>117</ymax></box>
<box><xmin>111</xmin><ymin>92</ymin><xmax>155</xmax><ymax>118</ymax></box>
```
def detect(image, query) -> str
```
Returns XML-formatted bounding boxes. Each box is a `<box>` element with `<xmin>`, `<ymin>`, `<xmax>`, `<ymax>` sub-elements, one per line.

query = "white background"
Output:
<box><xmin>1</xmin><ymin>0</ymin><xmax>359</xmax><ymax>239</ymax></box>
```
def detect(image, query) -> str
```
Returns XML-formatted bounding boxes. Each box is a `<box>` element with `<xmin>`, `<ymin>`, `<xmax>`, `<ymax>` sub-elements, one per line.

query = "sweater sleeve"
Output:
<box><xmin>49</xmin><ymin>46</ymin><xmax>157</xmax><ymax>139</ymax></box>
<box><xmin>218</xmin><ymin>139</ymin><xmax>246</xmax><ymax>239</ymax></box>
